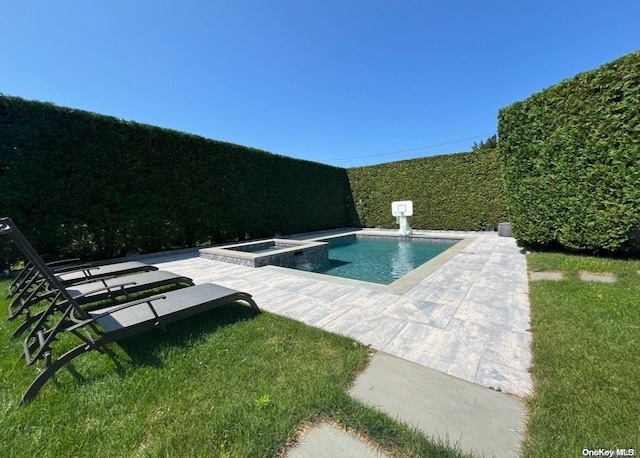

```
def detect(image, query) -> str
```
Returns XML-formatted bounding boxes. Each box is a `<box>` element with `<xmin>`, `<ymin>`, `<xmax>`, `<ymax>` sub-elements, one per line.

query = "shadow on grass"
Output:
<box><xmin>118</xmin><ymin>302</ymin><xmax>259</xmax><ymax>366</ymax></box>
<box><xmin>56</xmin><ymin>302</ymin><xmax>260</xmax><ymax>387</ymax></box>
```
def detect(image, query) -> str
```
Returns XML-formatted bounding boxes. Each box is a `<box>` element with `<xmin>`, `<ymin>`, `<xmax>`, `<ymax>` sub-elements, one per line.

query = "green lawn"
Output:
<box><xmin>0</xmin><ymin>279</ymin><xmax>471</xmax><ymax>458</ymax></box>
<box><xmin>523</xmin><ymin>252</ymin><xmax>640</xmax><ymax>457</ymax></box>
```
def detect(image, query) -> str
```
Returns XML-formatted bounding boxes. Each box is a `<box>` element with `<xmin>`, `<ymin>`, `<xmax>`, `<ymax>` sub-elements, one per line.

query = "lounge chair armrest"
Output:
<box><xmin>67</xmin><ymin>294</ymin><xmax>168</xmax><ymax>333</ymax></box>
<box><xmin>51</xmin><ymin>263</ymin><xmax>93</xmax><ymax>274</ymax></box>
<box><xmin>66</xmin><ymin>275</ymin><xmax>118</xmax><ymax>286</ymax></box>
<box><xmin>86</xmin><ymin>294</ymin><xmax>167</xmax><ymax>320</ymax></box>
<box><xmin>73</xmin><ymin>281</ymin><xmax>138</xmax><ymax>299</ymax></box>
<box><xmin>46</xmin><ymin>258</ymin><xmax>81</xmax><ymax>267</ymax></box>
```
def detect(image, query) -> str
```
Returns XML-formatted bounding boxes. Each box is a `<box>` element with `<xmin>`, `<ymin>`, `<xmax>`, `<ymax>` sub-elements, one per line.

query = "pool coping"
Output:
<box><xmin>262</xmin><ymin>229</ymin><xmax>476</xmax><ymax>295</ymax></box>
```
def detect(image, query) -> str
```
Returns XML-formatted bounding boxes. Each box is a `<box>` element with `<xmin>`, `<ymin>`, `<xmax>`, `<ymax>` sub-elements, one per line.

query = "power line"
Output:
<box><xmin>329</xmin><ymin>134</ymin><xmax>493</xmax><ymax>162</ymax></box>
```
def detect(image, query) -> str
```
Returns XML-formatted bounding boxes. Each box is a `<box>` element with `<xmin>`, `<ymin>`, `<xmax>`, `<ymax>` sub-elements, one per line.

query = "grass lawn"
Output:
<box><xmin>524</xmin><ymin>252</ymin><xmax>640</xmax><ymax>457</ymax></box>
<box><xmin>0</xmin><ymin>279</ymin><xmax>472</xmax><ymax>458</ymax></box>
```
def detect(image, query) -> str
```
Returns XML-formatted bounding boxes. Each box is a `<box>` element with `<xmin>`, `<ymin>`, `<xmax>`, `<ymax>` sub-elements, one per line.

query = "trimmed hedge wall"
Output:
<box><xmin>498</xmin><ymin>50</ymin><xmax>640</xmax><ymax>252</ymax></box>
<box><xmin>0</xmin><ymin>95</ymin><xmax>358</xmax><ymax>264</ymax></box>
<box><xmin>347</xmin><ymin>149</ymin><xmax>507</xmax><ymax>231</ymax></box>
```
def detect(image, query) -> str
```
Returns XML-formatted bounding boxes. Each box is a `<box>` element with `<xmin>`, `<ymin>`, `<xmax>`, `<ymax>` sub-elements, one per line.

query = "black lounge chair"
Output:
<box><xmin>1</xmin><ymin>219</ymin><xmax>193</xmax><ymax>332</ymax></box>
<box><xmin>9</xmin><ymin>254</ymin><xmax>157</xmax><ymax>298</ymax></box>
<box><xmin>22</xmin><ymin>283</ymin><xmax>259</xmax><ymax>404</ymax></box>
<box><xmin>56</xmin><ymin>261</ymin><xmax>158</xmax><ymax>286</ymax></box>
<box><xmin>0</xmin><ymin>218</ymin><xmax>259</xmax><ymax>404</ymax></box>
<box><xmin>9</xmin><ymin>270</ymin><xmax>195</xmax><ymax>339</ymax></box>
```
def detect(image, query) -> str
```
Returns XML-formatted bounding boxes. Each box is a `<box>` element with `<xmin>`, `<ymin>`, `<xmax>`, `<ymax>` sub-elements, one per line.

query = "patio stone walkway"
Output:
<box><xmin>144</xmin><ymin>229</ymin><xmax>532</xmax><ymax>397</ymax></box>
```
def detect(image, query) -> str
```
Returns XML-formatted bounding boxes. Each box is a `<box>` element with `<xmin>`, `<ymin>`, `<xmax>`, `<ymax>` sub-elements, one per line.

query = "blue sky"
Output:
<box><xmin>2</xmin><ymin>1</ymin><xmax>638</xmax><ymax>167</ymax></box>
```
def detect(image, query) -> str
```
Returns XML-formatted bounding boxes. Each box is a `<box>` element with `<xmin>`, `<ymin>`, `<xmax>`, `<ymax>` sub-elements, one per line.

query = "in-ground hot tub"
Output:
<box><xmin>199</xmin><ymin>239</ymin><xmax>328</xmax><ymax>268</ymax></box>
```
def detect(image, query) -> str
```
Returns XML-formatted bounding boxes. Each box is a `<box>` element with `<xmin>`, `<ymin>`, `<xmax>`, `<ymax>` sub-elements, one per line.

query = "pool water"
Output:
<box><xmin>296</xmin><ymin>236</ymin><xmax>458</xmax><ymax>285</ymax></box>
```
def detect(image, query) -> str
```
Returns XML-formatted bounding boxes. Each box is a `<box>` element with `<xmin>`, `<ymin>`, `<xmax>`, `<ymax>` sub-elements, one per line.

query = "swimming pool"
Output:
<box><xmin>294</xmin><ymin>235</ymin><xmax>459</xmax><ymax>285</ymax></box>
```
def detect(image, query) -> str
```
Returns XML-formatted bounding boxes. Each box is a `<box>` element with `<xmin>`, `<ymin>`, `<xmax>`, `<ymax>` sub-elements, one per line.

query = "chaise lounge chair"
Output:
<box><xmin>0</xmin><ymin>217</ymin><xmax>260</xmax><ymax>404</ymax></box>
<box><xmin>2</xmin><ymin>219</ymin><xmax>194</xmax><ymax>337</ymax></box>
<box><xmin>9</xmin><ymin>270</ymin><xmax>195</xmax><ymax>338</ymax></box>
<box><xmin>9</xmin><ymin>253</ymin><xmax>158</xmax><ymax>298</ymax></box>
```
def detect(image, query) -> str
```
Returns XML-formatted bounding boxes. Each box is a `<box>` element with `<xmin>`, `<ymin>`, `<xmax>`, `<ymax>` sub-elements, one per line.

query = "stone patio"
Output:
<box><xmin>143</xmin><ymin>229</ymin><xmax>532</xmax><ymax>397</ymax></box>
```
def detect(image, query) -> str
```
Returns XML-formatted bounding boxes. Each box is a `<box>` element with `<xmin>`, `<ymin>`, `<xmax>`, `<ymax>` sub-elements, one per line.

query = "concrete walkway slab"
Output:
<box><xmin>529</xmin><ymin>271</ymin><xmax>564</xmax><ymax>281</ymax></box>
<box><xmin>285</xmin><ymin>424</ymin><xmax>388</xmax><ymax>458</ymax></box>
<box><xmin>579</xmin><ymin>272</ymin><xmax>617</xmax><ymax>283</ymax></box>
<box><xmin>349</xmin><ymin>352</ymin><xmax>525</xmax><ymax>458</ymax></box>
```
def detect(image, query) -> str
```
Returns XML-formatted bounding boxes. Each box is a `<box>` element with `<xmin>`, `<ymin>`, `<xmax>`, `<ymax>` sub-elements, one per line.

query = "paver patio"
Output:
<box><xmin>144</xmin><ymin>229</ymin><xmax>532</xmax><ymax>397</ymax></box>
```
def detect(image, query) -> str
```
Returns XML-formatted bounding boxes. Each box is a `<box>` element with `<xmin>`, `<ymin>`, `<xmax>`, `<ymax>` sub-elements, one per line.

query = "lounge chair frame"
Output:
<box><xmin>9</xmin><ymin>270</ymin><xmax>195</xmax><ymax>339</ymax></box>
<box><xmin>2</xmin><ymin>220</ymin><xmax>193</xmax><ymax>337</ymax></box>
<box><xmin>0</xmin><ymin>218</ymin><xmax>259</xmax><ymax>404</ymax></box>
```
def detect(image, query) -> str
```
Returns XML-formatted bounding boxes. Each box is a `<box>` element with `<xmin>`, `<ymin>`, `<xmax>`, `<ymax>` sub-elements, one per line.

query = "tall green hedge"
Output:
<box><xmin>498</xmin><ymin>50</ymin><xmax>640</xmax><ymax>252</ymax></box>
<box><xmin>347</xmin><ymin>149</ymin><xmax>507</xmax><ymax>231</ymax></box>
<box><xmin>0</xmin><ymin>95</ymin><xmax>358</xmax><ymax>264</ymax></box>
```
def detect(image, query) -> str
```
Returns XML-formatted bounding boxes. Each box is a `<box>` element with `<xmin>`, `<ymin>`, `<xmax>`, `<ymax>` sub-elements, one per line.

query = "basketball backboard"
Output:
<box><xmin>391</xmin><ymin>200</ymin><xmax>413</xmax><ymax>217</ymax></box>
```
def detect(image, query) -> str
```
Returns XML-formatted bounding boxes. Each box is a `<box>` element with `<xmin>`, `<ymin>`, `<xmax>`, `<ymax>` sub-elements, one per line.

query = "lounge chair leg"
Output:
<box><xmin>21</xmin><ymin>343</ymin><xmax>93</xmax><ymax>405</ymax></box>
<box><xmin>245</xmin><ymin>297</ymin><xmax>260</xmax><ymax>314</ymax></box>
